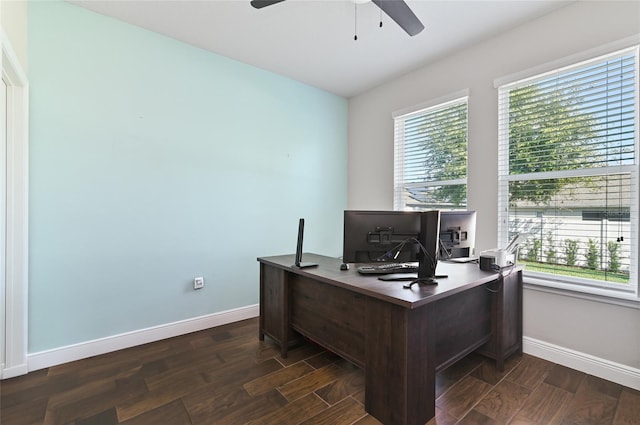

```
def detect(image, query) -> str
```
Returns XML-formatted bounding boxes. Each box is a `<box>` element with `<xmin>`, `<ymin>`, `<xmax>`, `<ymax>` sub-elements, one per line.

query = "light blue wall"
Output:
<box><xmin>28</xmin><ymin>1</ymin><xmax>348</xmax><ymax>353</ymax></box>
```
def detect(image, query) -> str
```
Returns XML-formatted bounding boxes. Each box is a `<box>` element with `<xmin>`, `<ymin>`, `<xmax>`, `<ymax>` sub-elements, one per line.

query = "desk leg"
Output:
<box><xmin>259</xmin><ymin>263</ymin><xmax>291</xmax><ymax>358</ymax></box>
<box><xmin>258</xmin><ymin>264</ymin><xmax>266</xmax><ymax>341</ymax></box>
<box><xmin>495</xmin><ymin>276</ymin><xmax>505</xmax><ymax>372</ymax></box>
<box><xmin>259</xmin><ymin>268</ymin><xmax>265</xmax><ymax>342</ymax></box>
<box><xmin>365</xmin><ymin>298</ymin><xmax>436</xmax><ymax>425</ymax></box>
<box><xmin>280</xmin><ymin>277</ymin><xmax>289</xmax><ymax>358</ymax></box>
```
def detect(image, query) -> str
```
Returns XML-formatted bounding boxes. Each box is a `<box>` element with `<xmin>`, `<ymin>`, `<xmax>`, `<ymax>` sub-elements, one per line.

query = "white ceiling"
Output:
<box><xmin>69</xmin><ymin>0</ymin><xmax>573</xmax><ymax>98</ymax></box>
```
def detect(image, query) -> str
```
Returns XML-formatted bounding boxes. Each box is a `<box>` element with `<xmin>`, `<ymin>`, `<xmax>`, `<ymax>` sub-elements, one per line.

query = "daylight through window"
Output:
<box><xmin>497</xmin><ymin>46</ymin><xmax>639</xmax><ymax>297</ymax></box>
<box><xmin>393</xmin><ymin>95</ymin><xmax>468</xmax><ymax>211</ymax></box>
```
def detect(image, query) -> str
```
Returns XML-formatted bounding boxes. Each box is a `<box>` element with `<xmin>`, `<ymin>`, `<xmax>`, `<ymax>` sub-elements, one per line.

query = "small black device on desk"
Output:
<box><xmin>292</xmin><ymin>218</ymin><xmax>318</xmax><ymax>268</ymax></box>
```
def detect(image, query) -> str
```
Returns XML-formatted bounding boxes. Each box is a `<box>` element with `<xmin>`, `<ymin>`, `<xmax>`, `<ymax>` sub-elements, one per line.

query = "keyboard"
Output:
<box><xmin>357</xmin><ymin>262</ymin><xmax>418</xmax><ymax>275</ymax></box>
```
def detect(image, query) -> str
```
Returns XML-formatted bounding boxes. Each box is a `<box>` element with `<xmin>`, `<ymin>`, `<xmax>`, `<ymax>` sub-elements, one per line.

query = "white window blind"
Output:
<box><xmin>497</xmin><ymin>46</ymin><xmax>639</xmax><ymax>297</ymax></box>
<box><xmin>393</xmin><ymin>96</ymin><xmax>468</xmax><ymax>211</ymax></box>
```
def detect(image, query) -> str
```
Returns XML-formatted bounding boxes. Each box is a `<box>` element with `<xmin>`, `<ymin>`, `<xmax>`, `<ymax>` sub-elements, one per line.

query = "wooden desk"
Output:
<box><xmin>258</xmin><ymin>253</ymin><xmax>522</xmax><ymax>425</ymax></box>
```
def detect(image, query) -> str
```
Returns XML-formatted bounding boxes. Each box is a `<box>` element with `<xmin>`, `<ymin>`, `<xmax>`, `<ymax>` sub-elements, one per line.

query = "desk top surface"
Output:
<box><xmin>258</xmin><ymin>253</ymin><xmax>520</xmax><ymax>309</ymax></box>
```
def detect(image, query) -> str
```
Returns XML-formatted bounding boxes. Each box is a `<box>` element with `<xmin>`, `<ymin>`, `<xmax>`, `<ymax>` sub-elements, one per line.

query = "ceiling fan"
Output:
<box><xmin>250</xmin><ymin>0</ymin><xmax>424</xmax><ymax>37</ymax></box>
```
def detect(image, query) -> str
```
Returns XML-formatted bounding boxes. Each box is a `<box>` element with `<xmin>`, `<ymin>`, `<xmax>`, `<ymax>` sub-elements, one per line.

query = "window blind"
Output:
<box><xmin>497</xmin><ymin>47</ymin><xmax>638</xmax><ymax>295</ymax></box>
<box><xmin>393</xmin><ymin>96</ymin><xmax>468</xmax><ymax>211</ymax></box>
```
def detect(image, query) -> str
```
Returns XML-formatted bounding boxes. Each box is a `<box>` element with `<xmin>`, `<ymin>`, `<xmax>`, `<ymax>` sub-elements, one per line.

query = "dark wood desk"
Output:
<box><xmin>258</xmin><ymin>253</ymin><xmax>522</xmax><ymax>425</ymax></box>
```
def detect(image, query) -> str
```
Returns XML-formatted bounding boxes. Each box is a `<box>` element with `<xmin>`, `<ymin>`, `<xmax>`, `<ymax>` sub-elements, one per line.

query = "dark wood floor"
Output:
<box><xmin>1</xmin><ymin>318</ymin><xmax>638</xmax><ymax>425</ymax></box>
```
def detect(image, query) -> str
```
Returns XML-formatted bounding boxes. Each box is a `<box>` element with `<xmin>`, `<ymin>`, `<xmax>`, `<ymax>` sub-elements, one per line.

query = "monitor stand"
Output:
<box><xmin>378</xmin><ymin>273</ymin><xmax>417</xmax><ymax>281</ymax></box>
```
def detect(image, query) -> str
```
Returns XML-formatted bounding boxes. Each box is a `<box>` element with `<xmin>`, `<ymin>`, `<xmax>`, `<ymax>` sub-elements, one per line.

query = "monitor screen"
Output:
<box><xmin>438</xmin><ymin>210</ymin><xmax>477</xmax><ymax>259</ymax></box>
<box><xmin>342</xmin><ymin>210</ymin><xmax>422</xmax><ymax>263</ymax></box>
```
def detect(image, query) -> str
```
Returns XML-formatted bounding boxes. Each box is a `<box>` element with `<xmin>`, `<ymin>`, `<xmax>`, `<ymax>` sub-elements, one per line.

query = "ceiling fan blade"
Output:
<box><xmin>250</xmin><ymin>0</ymin><xmax>286</xmax><ymax>9</ymax></box>
<box><xmin>372</xmin><ymin>0</ymin><xmax>424</xmax><ymax>36</ymax></box>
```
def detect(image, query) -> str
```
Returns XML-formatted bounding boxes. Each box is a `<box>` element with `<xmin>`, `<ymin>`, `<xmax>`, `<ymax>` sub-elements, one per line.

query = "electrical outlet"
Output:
<box><xmin>194</xmin><ymin>277</ymin><xmax>204</xmax><ymax>290</ymax></box>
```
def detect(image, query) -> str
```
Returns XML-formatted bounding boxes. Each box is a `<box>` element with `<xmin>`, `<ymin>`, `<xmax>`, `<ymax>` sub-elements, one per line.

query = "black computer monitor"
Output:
<box><xmin>418</xmin><ymin>210</ymin><xmax>441</xmax><ymax>280</ymax></box>
<box><xmin>438</xmin><ymin>210</ymin><xmax>477</xmax><ymax>259</ymax></box>
<box><xmin>342</xmin><ymin>210</ymin><xmax>440</xmax><ymax>277</ymax></box>
<box><xmin>342</xmin><ymin>210</ymin><xmax>422</xmax><ymax>263</ymax></box>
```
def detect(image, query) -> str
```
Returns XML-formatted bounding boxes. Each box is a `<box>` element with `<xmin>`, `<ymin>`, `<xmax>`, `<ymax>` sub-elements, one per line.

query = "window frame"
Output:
<box><xmin>496</xmin><ymin>41</ymin><xmax>640</xmax><ymax>301</ymax></box>
<box><xmin>392</xmin><ymin>90</ymin><xmax>469</xmax><ymax>212</ymax></box>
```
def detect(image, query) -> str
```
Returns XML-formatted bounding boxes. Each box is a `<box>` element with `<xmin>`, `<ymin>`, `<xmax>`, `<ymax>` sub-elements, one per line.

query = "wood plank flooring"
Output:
<box><xmin>1</xmin><ymin>318</ymin><xmax>638</xmax><ymax>425</ymax></box>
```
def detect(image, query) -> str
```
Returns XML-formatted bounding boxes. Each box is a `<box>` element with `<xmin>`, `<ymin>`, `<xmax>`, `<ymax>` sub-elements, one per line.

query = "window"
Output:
<box><xmin>393</xmin><ymin>93</ymin><xmax>468</xmax><ymax>211</ymax></box>
<box><xmin>497</xmin><ymin>46</ymin><xmax>638</xmax><ymax>298</ymax></box>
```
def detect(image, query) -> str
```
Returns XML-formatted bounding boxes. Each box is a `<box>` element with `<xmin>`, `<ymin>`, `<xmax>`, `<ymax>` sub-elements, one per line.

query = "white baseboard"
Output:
<box><xmin>523</xmin><ymin>336</ymin><xmax>640</xmax><ymax>391</ymax></box>
<box><xmin>1</xmin><ymin>362</ymin><xmax>29</xmax><ymax>379</ymax></box>
<box><xmin>27</xmin><ymin>304</ymin><xmax>259</xmax><ymax>373</ymax></box>
<box><xmin>23</xmin><ymin>310</ymin><xmax>640</xmax><ymax>392</ymax></box>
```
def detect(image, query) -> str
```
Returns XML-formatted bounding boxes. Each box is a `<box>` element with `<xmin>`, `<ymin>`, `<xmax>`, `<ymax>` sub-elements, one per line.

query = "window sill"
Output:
<box><xmin>523</xmin><ymin>276</ymin><xmax>640</xmax><ymax>309</ymax></box>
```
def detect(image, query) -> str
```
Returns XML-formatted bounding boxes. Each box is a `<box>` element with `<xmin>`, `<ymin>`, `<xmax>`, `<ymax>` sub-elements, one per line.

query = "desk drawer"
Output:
<box><xmin>290</xmin><ymin>274</ymin><xmax>366</xmax><ymax>366</ymax></box>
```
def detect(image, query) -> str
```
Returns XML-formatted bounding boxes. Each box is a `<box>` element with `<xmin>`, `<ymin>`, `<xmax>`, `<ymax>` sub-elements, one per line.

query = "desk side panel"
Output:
<box><xmin>260</xmin><ymin>263</ymin><xmax>299</xmax><ymax>350</ymax></box>
<box><xmin>503</xmin><ymin>270</ymin><xmax>523</xmax><ymax>354</ymax></box>
<box><xmin>365</xmin><ymin>298</ymin><xmax>435</xmax><ymax>425</ymax></box>
<box><xmin>290</xmin><ymin>274</ymin><xmax>366</xmax><ymax>366</ymax></box>
<box><xmin>433</xmin><ymin>284</ymin><xmax>491</xmax><ymax>371</ymax></box>
<box><xmin>478</xmin><ymin>270</ymin><xmax>523</xmax><ymax>368</ymax></box>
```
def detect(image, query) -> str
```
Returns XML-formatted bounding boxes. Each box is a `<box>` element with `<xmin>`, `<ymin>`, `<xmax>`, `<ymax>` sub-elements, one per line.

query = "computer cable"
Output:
<box><xmin>438</xmin><ymin>239</ymin><xmax>452</xmax><ymax>260</ymax></box>
<box><xmin>484</xmin><ymin>261</ymin><xmax>516</xmax><ymax>293</ymax></box>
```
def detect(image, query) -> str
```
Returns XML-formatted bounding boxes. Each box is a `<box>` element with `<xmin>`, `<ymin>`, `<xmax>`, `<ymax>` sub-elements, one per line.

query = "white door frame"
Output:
<box><xmin>1</xmin><ymin>29</ymin><xmax>29</xmax><ymax>379</ymax></box>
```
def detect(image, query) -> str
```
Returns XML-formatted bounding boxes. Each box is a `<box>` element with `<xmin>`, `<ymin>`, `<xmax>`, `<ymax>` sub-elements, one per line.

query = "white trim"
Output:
<box><xmin>28</xmin><ymin>305</ymin><xmax>259</xmax><ymax>372</ymax></box>
<box><xmin>523</xmin><ymin>336</ymin><xmax>640</xmax><ymax>391</ymax></box>
<box><xmin>1</xmin><ymin>362</ymin><xmax>28</xmax><ymax>379</ymax></box>
<box><xmin>524</xmin><ymin>276</ymin><xmax>639</xmax><ymax>306</ymax></box>
<box><xmin>392</xmin><ymin>89</ymin><xmax>469</xmax><ymax>119</ymax></box>
<box><xmin>494</xmin><ymin>35</ymin><xmax>640</xmax><ymax>88</ymax></box>
<box><xmin>525</xmin><ymin>281</ymin><xmax>640</xmax><ymax>309</ymax></box>
<box><xmin>1</xmin><ymin>29</ymin><xmax>29</xmax><ymax>380</ymax></box>
<box><xmin>24</xmin><ymin>304</ymin><xmax>640</xmax><ymax>392</ymax></box>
